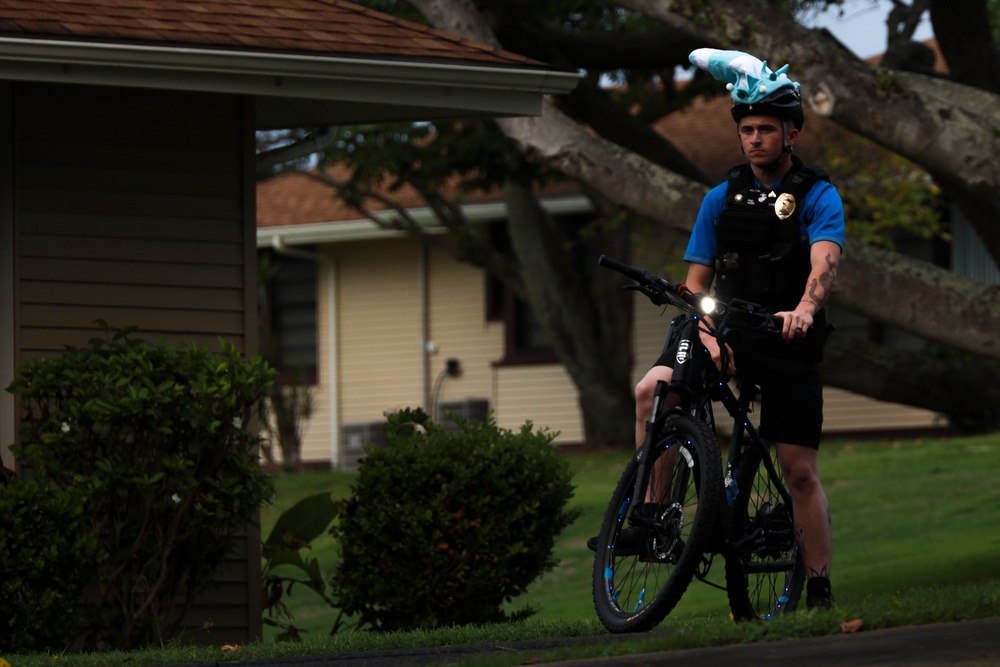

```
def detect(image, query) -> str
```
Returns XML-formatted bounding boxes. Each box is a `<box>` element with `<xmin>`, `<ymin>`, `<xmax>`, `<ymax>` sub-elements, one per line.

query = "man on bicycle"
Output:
<box><xmin>639</xmin><ymin>49</ymin><xmax>844</xmax><ymax>609</ymax></box>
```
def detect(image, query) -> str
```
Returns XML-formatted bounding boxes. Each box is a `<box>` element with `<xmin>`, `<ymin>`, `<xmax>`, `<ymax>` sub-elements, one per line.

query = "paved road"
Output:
<box><xmin>550</xmin><ymin>617</ymin><xmax>1000</xmax><ymax>667</ymax></box>
<box><xmin>175</xmin><ymin>616</ymin><xmax>1000</xmax><ymax>667</ymax></box>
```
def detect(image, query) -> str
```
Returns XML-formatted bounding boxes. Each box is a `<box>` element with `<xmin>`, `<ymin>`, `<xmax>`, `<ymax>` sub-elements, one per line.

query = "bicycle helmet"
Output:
<box><xmin>689</xmin><ymin>48</ymin><xmax>804</xmax><ymax>129</ymax></box>
<box><xmin>731</xmin><ymin>87</ymin><xmax>804</xmax><ymax>130</ymax></box>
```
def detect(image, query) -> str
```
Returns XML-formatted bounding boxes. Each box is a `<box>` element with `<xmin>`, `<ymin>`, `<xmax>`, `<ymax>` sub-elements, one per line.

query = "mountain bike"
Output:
<box><xmin>591</xmin><ymin>255</ymin><xmax>805</xmax><ymax>633</ymax></box>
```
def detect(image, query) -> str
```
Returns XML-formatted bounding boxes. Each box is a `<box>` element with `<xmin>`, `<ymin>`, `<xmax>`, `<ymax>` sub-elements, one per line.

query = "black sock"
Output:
<box><xmin>807</xmin><ymin>576</ymin><xmax>831</xmax><ymax>594</ymax></box>
<box><xmin>806</xmin><ymin>576</ymin><xmax>833</xmax><ymax>608</ymax></box>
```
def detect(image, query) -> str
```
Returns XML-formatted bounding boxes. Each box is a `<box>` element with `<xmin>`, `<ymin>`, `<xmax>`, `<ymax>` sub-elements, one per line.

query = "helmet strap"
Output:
<box><xmin>760</xmin><ymin>120</ymin><xmax>796</xmax><ymax>173</ymax></box>
<box><xmin>761</xmin><ymin>144</ymin><xmax>793</xmax><ymax>173</ymax></box>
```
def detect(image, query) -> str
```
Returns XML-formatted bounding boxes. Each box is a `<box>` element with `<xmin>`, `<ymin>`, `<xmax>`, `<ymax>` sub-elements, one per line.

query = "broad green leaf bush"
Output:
<box><xmin>261</xmin><ymin>492</ymin><xmax>340</xmax><ymax>641</ymax></box>
<box><xmin>329</xmin><ymin>408</ymin><xmax>580</xmax><ymax>632</ymax></box>
<box><xmin>0</xmin><ymin>477</ymin><xmax>97</xmax><ymax>653</ymax></box>
<box><xmin>7</xmin><ymin>324</ymin><xmax>275</xmax><ymax>650</ymax></box>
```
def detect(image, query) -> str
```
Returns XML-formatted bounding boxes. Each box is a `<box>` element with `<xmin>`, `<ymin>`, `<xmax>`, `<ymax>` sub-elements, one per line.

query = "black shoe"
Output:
<box><xmin>590</xmin><ymin>504</ymin><xmax>682</xmax><ymax>560</ymax></box>
<box><xmin>806</xmin><ymin>576</ymin><xmax>834</xmax><ymax>609</ymax></box>
<box><xmin>612</xmin><ymin>524</ymin><xmax>650</xmax><ymax>557</ymax></box>
<box><xmin>586</xmin><ymin>526</ymin><xmax>648</xmax><ymax>553</ymax></box>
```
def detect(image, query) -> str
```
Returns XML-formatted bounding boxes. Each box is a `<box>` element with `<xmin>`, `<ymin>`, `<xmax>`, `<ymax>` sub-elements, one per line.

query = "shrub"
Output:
<box><xmin>0</xmin><ymin>477</ymin><xmax>98</xmax><ymax>653</ymax></box>
<box><xmin>329</xmin><ymin>408</ymin><xmax>580</xmax><ymax>632</ymax></box>
<box><xmin>7</xmin><ymin>324</ymin><xmax>275</xmax><ymax>649</ymax></box>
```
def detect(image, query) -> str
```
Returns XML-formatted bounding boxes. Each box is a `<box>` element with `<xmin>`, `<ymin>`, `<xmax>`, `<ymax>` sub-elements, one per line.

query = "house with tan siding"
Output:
<box><xmin>0</xmin><ymin>0</ymin><xmax>577</xmax><ymax>645</ymax></box>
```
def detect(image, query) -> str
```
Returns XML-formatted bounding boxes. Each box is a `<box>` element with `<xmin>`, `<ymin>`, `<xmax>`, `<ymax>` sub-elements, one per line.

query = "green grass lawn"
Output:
<box><xmin>261</xmin><ymin>432</ymin><xmax>1000</xmax><ymax>638</ymax></box>
<box><xmin>8</xmin><ymin>432</ymin><xmax>998</xmax><ymax>667</ymax></box>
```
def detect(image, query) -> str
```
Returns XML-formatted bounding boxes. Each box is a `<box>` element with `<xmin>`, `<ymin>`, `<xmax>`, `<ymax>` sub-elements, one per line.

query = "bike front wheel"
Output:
<box><xmin>724</xmin><ymin>440</ymin><xmax>805</xmax><ymax>620</ymax></box>
<box><xmin>592</xmin><ymin>415</ymin><xmax>722</xmax><ymax>633</ymax></box>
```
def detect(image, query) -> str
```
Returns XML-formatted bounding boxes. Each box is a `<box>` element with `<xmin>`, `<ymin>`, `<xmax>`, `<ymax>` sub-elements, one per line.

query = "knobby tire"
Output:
<box><xmin>592</xmin><ymin>415</ymin><xmax>722</xmax><ymax>633</ymax></box>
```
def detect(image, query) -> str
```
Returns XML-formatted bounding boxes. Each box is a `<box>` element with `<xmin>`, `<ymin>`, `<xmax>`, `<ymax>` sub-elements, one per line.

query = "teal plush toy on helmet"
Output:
<box><xmin>689</xmin><ymin>48</ymin><xmax>804</xmax><ymax>130</ymax></box>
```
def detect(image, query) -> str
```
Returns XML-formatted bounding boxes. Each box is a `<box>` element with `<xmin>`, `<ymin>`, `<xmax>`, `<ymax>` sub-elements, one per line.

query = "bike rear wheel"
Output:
<box><xmin>592</xmin><ymin>415</ymin><xmax>722</xmax><ymax>633</ymax></box>
<box><xmin>724</xmin><ymin>440</ymin><xmax>805</xmax><ymax>620</ymax></box>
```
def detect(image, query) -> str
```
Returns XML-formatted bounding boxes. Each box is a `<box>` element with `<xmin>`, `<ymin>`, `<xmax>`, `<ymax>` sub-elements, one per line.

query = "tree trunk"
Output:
<box><xmin>503</xmin><ymin>181</ymin><xmax>635</xmax><ymax>448</ymax></box>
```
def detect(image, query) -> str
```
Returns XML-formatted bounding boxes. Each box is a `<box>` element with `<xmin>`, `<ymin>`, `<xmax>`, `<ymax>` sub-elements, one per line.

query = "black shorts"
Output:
<box><xmin>730</xmin><ymin>343</ymin><xmax>823</xmax><ymax>448</ymax></box>
<box><xmin>653</xmin><ymin>315</ymin><xmax>824</xmax><ymax>448</ymax></box>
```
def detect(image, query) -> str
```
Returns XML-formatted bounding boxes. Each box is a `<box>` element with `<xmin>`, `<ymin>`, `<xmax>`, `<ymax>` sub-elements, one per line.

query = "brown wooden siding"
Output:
<box><xmin>14</xmin><ymin>82</ymin><xmax>247</xmax><ymax>357</ymax></box>
<box><xmin>12</xmin><ymin>82</ymin><xmax>261</xmax><ymax>643</ymax></box>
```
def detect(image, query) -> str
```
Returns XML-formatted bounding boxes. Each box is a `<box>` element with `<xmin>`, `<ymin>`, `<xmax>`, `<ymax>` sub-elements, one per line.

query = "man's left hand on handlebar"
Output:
<box><xmin>774</xmin><ymin>305</ymin><xmax>814</xmax><ymax>343</ymax></box>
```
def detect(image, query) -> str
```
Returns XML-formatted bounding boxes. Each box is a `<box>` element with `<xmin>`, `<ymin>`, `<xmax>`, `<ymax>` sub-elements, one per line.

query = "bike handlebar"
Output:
<box><xmin>597</xmin><ymin>254</ymin><xmax>656</xmax><ymax>286</ymax></box>
<box><xmin>597</xmin><ymin>254</ymin><xmax>696</xmax><ymax>311</ymax></box>
<box><xmin>597</xmin><ymin>255</ymin><xmax>783</xmax><ymax>338</ymax></box>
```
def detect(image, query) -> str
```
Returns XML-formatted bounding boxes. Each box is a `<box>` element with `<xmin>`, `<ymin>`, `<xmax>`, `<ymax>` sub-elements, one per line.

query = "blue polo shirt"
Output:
<box><xmin>684</xmin><ymin>174</ymin><xmax>845</xmax><ymax>267</ymax></box>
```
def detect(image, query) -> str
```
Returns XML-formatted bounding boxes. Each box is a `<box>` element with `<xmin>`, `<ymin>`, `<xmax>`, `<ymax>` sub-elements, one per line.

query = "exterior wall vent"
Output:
<box><xmin>437</xmin><ymin>398</ymin><xmax>489</xmax><ymax>432</ymax></box>
<box><xmin>339</xmin><ymin>421</ymin><xmax>388</xmax><ymax>470</ymax></box>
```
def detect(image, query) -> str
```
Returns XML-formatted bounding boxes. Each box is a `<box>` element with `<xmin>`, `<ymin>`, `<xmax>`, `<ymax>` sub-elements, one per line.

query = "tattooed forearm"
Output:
<box><xmin>801</xmin><ymin>252</ymin><xmax>838</xmax><ymax>310</ymax></box>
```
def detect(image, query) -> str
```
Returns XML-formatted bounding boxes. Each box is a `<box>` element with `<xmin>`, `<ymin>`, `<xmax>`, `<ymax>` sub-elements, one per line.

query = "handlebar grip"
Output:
<box><xmin>597</xmin><ymin>254</ymin><xmax>652</xmax><ymax>284</ymax></box>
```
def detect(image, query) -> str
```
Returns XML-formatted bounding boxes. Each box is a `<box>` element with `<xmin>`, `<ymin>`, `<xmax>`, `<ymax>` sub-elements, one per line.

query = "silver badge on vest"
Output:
<box><xmin>775</xmin><ymin>193</ymin><xmax>796</xmax><ymax>220</ymax></box>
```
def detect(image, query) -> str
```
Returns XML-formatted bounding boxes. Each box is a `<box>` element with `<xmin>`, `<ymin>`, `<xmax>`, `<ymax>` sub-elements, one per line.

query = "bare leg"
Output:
<box><xmin>776</xmin><ymin>443</ymin><xmax>832</xmax><ymax>601</ymax></box>
<box><xmin>634</xmin><ymin>366</ymin><xmax>680</xmax><ymax>504</ymax></box>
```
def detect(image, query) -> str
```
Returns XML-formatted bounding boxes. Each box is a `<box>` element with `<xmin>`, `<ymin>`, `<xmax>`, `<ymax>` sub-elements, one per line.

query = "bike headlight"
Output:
<box><xmin>699</xmin><ymin>296</ymin><xmax>718</xmax><ymax>316</ymax></box>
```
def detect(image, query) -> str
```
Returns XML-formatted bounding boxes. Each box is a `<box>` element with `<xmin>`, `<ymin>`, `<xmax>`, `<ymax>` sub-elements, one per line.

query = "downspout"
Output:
<box><xmin>0</xmin><ymin>83</ymin><xmax>13</xmax><ymax>470</ymax></box>
<box><xmin>270</xmin><ymin>234</ymin><xmax>323</xmax><ymax>262</ymax></box>
<box><xmin>419</xmin><ymin>238</ymin><xmax>432</xmax><ymax>413</ymax></box>
<box><xmin>267</xmin><ymin>235</ymin><xmax>339</xmax><ymax>469</ymax></box>
<box><xmin>325</xmin><ymin>260</ymin><xmax>339</xmax><ymax>470</ymax></box>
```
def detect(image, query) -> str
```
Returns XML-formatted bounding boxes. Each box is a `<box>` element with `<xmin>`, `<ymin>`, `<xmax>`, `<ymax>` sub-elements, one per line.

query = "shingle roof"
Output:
<box><xmin>257</xmin><ymin>164</ymin><xmax>430</xmax><ymax>228</ymax></box>
<box><xmin>0</xmin><ymin>0</ymin><xmax>541</xmax><ymax>67</ymax></box>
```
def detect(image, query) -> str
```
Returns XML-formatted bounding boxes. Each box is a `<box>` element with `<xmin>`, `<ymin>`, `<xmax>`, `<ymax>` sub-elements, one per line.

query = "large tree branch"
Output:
<box><xmin>834</xmin><ymin>240</ymin><xmax>1000</xmax><ymax>358</ymax></box>
<box><xmin>533</xmin><ymin>27</ymin><xmax>698</xmax><ymax>71</ymax></box>
<box><xmin>821</xmin><ymin>334</ymin><xmax>1000</xmax><ymax>423</ymax></box>
<box><xmin>556</xmin><ymin>77</ymin><xmax>710</xmax><ymax>183</ymax></box>
<box><xmin>499</xmin><ymin>104</ymin><xmax>707</xmax><ymax>227</ymax></box>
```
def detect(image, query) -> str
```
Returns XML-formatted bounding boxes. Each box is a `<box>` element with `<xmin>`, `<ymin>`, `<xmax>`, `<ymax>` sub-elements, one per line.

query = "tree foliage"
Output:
<box><xmin>816</xmin><ymin>135</ymin><xmax>947</xmax><ymax>249</ymax></box>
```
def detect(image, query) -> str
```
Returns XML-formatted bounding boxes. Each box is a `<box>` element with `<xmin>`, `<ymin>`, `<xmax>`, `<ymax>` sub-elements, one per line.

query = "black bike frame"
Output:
<box><xmin>628</xmin><ymin>314</ymin><xmax>709</xmax><ymax>509</ymax></box>
<box><xmin>631</xmin><ymin>312</ymin><xmax>794</xmax><ymax>549</ymax></box>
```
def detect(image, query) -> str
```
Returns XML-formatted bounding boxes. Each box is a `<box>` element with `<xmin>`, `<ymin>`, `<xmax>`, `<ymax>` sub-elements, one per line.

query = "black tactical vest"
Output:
<box><xmin>714</xmin><ymin>156</ymin><xmax>829</xmax><ymax>313</ymax></box>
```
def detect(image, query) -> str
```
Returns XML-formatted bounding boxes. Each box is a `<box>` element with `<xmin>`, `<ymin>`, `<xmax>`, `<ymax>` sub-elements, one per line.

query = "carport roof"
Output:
<box><xmin>0</xmin><ymin>0</ymin><xmax>580</xmax><ymax>128</ymax></box>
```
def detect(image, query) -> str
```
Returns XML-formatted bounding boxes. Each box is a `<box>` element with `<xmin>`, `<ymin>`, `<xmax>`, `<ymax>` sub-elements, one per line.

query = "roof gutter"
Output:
<box><xmin>257</xmin><ymin>194</ymin><xmax>593</xmax><ymax>247</ymax></box>
<box><xmin>0</xmin><ymin>37</ymin><xmax>580</xmax><ymax>112</ymax></box>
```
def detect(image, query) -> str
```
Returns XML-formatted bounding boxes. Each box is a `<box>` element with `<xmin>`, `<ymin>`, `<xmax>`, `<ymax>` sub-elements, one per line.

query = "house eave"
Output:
<box><xmin>0</xmin><ymin>37</ymin><xmax>581</xmax><ymax>126</ymax></box>
<box><xmin>257</xmin><ymin>194</ymin><xmax>593</xmax><ymax>246</ymax></box>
